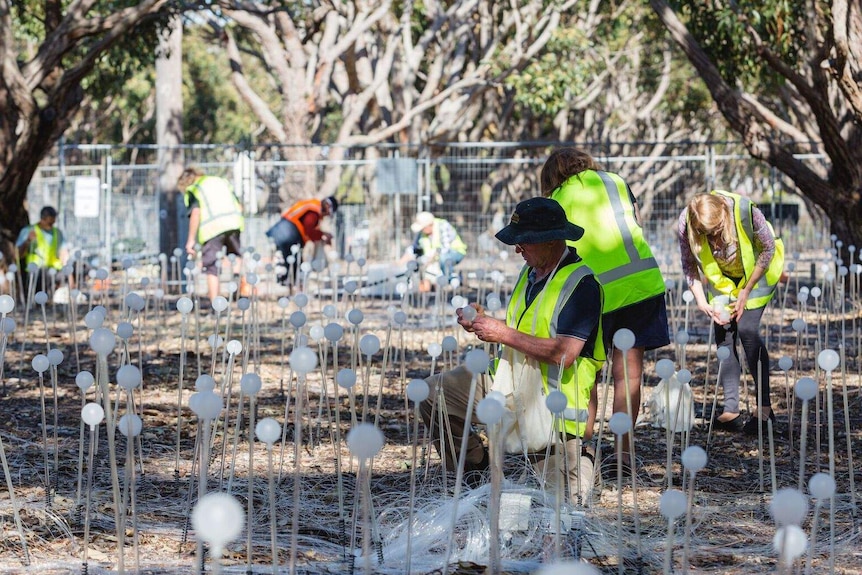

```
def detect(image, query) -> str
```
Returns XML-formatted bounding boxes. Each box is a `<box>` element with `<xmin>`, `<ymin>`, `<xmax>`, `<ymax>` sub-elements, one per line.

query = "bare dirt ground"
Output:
<box><xmin>0</xmin><ymin>276</ymin><xmax>861</xmax><ymax>574</ymax></box>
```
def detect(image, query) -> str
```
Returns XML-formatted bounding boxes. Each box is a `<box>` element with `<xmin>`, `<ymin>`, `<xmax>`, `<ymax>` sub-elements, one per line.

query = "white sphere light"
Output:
<box><xmin>76</xmin><ymin>371</ymin><xmax>95</xmax><ymax>392</ymax></box>
<box><xmin>195</xmin><ymin>374</ymin><xmax>216</xmax><ymax>392</ymax></box>
<box><xmin>0</xmin><ymin>294</ymin><xmax>14</xmax><ymax>314</ymax></box>
<box><xmin>427</xmin><ymin>343</ymin><xmax>443</xmax><ymax>358</ymax></box>
<box><xmin>773</xmin><ymin>525</ymin><xmax>808</xmax><ymax>563</ymax></box>
<box><xmin>681</xmin><ymin>445</ymin><xmax>707</xmax><ymax>473</ymax></box>
<box><xmin>289</xmin><ymin>311</ymin><xmax>306</xmax><ymax>329</ymax></box>
<box><xmin>716</xmin><ymin>346</ymin><xmax>731</xmax><ymax>361</ymax></box>
<box><xmin>659</xmin><ymin>489</ymin><xmax>687</xmax><ymax>519</ymax></box>
<box><xmin>176</xmin><ymin>297</ymin><xmax>193</xmax><ymax>314</ymax></box>
<box><xmin>613</xmin><ymin>328</ymin><xmax>635</xmax><ymax>351</ymax></box>
<box><xmin>461</xmin><ymin>306</ymin><xmax>477</xmax><ymax>322</ymax></box>
<box><xmin>118</xmin><ymin>413</ymin><xmax>143</xmax><ymax>437</ymax></box>
<box><xmin>237</xmin><ymin>298</ymin><xmax>250</xmax><ymax>311</ymax></box>
<box><xmin>778</xmin><ymin>356</ymin><xmax>793</xmax><ymax>372</ymax></box>
<box><xmin>451</xmin><ymin>295</ymin><xmax>467</xmax><ymax>309</ymax></box>
<box><xmin>84</xmin><ymin>310</ymin><xmax>105</xmax><ymax>329</ymax></box>
<box><xmin>393</xmin><ymin>311</ymin><xmax>407</xmax><ymax>325</ymax></box>
<box><xmin>212</xmin><ymin>296</ymin><xmax>228</xmax><ymax>313</ymax></box>
<box><xmin>324</xmin><ymin>323</ymin><xmax>344</xmax><ymax>342</ymax></box>
<box><xmin>117</xmin><ymin>322</ymin><xmax>134</xmax><ymax>340</ymax></box>
<box><xmin>322</xmin><ymin>304</ymin><xmax>337</xmax><ymax>319</ymax></box>
<box><xmin>192</xmin><ymin>492</ymin><xmax>244</xmax><ymax>552</ymax></box>
<box><xmin>81</xmin><ymin>402</ymin><xmax>105</xmax><ymax>427</ymax></box>
<box><xmin>336</xmin><ymin>368</ymin><xmax>356</xmax><ymax>389</ymax></box>
<box><xmin>770</xmin><ymin>488</ymin><xmax>808</xmax><ymax>526</ymax></box>
<box><xmin>290</xmin><ymin>346</ymin><xmax>318</xmax><ymax>375</ymax></box>
<box><xmin>608</xmin><ymin>412</ymin><xmax>632</xmax><ymax>435</ymax></box>
<box><xmin>465</xmin><ymin>348</ymin><xmax>490</xmax><ymax>374</ymax></box>
<box><xmin>226</xmin><ymin>340</ymin><xmax>242</xmax><ymax>355</ymax></box>
<box><xmin>682</xmin><ymin>290</ymin><xmax>694</xmax><ymax>303</ymax></box>
<box><xmin>190</xmin><ymin>390</ymin><xmax>222</xmax><ymax>420</ymax></box>
<box><xmin>347</xmin><ymin>309</ymin><xmax>364</xmax><ymax>325</ymax></box>
<box><xmin>545</xmin><ymin>390</ymin><xmax>568</xmax><ymax>415</ymax></box>
<box><xmin>255</xmin><ymin>418</ymin><xmax>281</xmax><ymax>446</ymax></box>
<box><xmin>32</xmin><ymin>354</ymin><xmax>49</xmax><ymax>373</ymax></box>
<box><xmin>116</xmin><ymin>364</ymin><xmax>142</xmax><ymax>390</ymax></box>
<box><xmin>34</xmin><ymin>291</ymin><xmax>48</xmax><ymax>305</ymax></box>
<box><xmin>676</xmin><ymin>369</ymin><xmax>692</xmax><ymax>385</ymax></box>
<box><xmin>486</xmin><ymin>390</ymin><xmax>507</xmax><ymax>407</ymax></box>
<box><xmin>476</xmin><ymin>396</ymin><xmax>505</xmax><ymax>425</ymax></box>
<box><xmin>675</xmin><ymin>330</ymin><xmax>690</xmax><ymax>345</ymax></box>
<box><xmin>344</xmin><ymin>280</ymin><xmax>358</xmax><ymax>293</ymax></box>
<box><xmin>486</xmin><ymin>296</ymin><xmax>502</xmax><ymax>312</ymax></box>
<box><xmin>127</xmin><ymin>293</ymin><xmax>145</xmax><ymax>312</ymax></box>
<box><xmin>207</xmin><ymin>335</ymin><xmax>224</xmax><ymax>350</ymax></box>
<box><xmin>240</xmin><ymin>373</ymin><xmax>262</xmax><ymax>396</ymax></box>
<box><xmin>395</xmin><ymin>282</ymin><xmax>408</xmax><ymax>295</ymax></box>
<box><xmin>795</xmin><ymin>377</ymin><xmax>817</xmax><ymax>401</ymax></box>
<box><xmin>47</xmin><ymin>348</ymin><xmax>63</xmax><ymax>366</ymax></box>
<box><xmin>817</xmin><ymin>349</ymin><xmax>840</xmax><ymax>372</ymax></box>
<box><xmin>277</xmin><ymin>297</ymin><xmax>290</xmax><ymax>309</ymax></box>
<box><xmin>293</xmin><ymin>293</ymin><xmax>309</xmax><ymax>308</ymax></box>
<box><xmin>406</xmin><ymin>379</ymin><xmax>430</xmax><ymax>403</ymax></box>
<box><xmin>808</xmin><ymin>473</ymin><xmax>836</xmax><ymax>500</ymax></box>
<box><xmin>359</xmin><ymin>334</ymin><xmax>380</xmax><ymax>356</ymax></box>
<box><xmin>346</xmin><ymin>423</ymin><xmax>385</xmax><ymax>460</ymax></box>
<box><xmin>441</xmin><ymin>336</ymin><xmax>458</xmax><ymax>353</ymax></box>
<box><xmin>1</xmin><ymin>317</ymin><xmax>14</xmax><ymax>334</ymax></box>
<box><xmin>655</xmin><ymin>359</ymin><xmax>675</xmax><ymax>380</ymax></box>
<box><xmin>309</xmin><ymin>324</ymin><xmax>324</xmax><ymax>340</ymax></box>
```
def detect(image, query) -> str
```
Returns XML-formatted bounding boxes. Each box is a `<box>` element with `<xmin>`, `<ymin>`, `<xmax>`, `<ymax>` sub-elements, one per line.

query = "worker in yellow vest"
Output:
<box><xmin>16</xmin><ymin>205</ymin><xmax>67</xmax><ymax>294</ymax></box>
<box><xmin>403</xmin><ymin>211</ymin><xmax>467</xmax><ymax>291</ymax></box>
<box><xmin>541</xmin><ymin>148</ymin><xmax>670</xmax><ymax>473</ymax></box>
<box><xmin>179</xmin><ymin>167</ymin><xmax>245</xmax><ymax>302</ymax></box>
<box><xmin>679</xmin><ymin>191</ymin><xmax>784</xmax><ymax>435</ymax></box>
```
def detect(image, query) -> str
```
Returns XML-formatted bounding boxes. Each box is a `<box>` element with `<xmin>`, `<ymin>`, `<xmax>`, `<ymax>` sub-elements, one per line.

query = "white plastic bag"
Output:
<box><xmin>648</xmin><ymin>372</ymin><xmax>695</xmax><ymax>433</ymax></box>
<box><xmin>491</xmin><ymin>348</ymin><xmax>554</xmax><ymax>453</ymax></box>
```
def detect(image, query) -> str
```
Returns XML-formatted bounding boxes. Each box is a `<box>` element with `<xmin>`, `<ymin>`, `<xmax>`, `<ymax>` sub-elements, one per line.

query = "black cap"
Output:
<box><xmin>325</xmin><ymin>196</ymin><xmax>339</xmax><ymax>213</ymax></box>
<box><xmin>494</xmin><ymin>197</ymin><xmax>584</xmax><ymax>245</ymax></box>
<box><xmin>40</xmin><ymin>206</ymin><xmax>58</xmax><ymax>219</ymax></box>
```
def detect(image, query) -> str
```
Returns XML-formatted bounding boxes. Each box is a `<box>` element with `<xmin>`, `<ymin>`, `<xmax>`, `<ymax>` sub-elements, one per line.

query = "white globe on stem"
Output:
<box><xmin>207</xmin><ymin>335</ymin><xmax>224</xmax><ymax>350</ymax></box>
<box><xmin>359</xmin><ymin>334</ymin><xmax>380</xmax><ymax>356</ymax></box>
<box><xmin>346</xmin><ymin>423</ymin><xmax>385</xmax><ymax>460</ymax></box>
<box><xmin>426</xmin><ymin>343</ymin><xmax>442</xmax><ymax>359</ymax></box>
<box><xmin>817</xmin><ymin>349</ymin><xmax>840</xmax><ymax>372</ymax></box>
<box><xmin>347</xmin><ymin>309</ymin><xmax>364</xmax><ymax>325</ymax></box>
<box><xmin>117</xmin><ymin>322</ymin><xmax>134</xmax><ymax>341</ymax></box>
<box><xmin>716</xmin><ymin>346</ymin><xmax>731</xmax><ymax>361</ymax></box>
<box><xmin>682</xmin><ymin>290</ymin><xmax>694</xmax><ymax>303</ymax></box>
<box><xmin>195</xmin><ymin>374</ymin><xmax>216</xmax><ymax>392</ymax></box>
<box><xmin>255</xmin><ymin>418</ymin><xmax>281</xmax><ymax>446</ymax></box>
<box><xmin>126</xmin><ymin>293</ymin><xmax>145</xmax><ymax>312</ymax></box>
<box><xmin>770</xmin><ymin>488</ymin><xmax>808</xmax><ymax>526</ymax></box>
<box><xmin>393</xmin><ymin>311</ymin><xmax>407</xmax><ymax>326</ymax></box>
<box><xmin>226</xmin><ymin>340</ymin><xmax>242</xmax><ymax>355</ymax></box>
<box><xmin>190</xmin><ymin>390</ymin><xmax>222</xmax><ymax>420</ymax></box>
<box><xmin>118</xmin><ymin>413</ymin><xmax>143</xmax><ymax>437</ymax></box>
<box><xmin>406</xmin><ymin>379</ymin><xmax>429</xmax><ymax>403</ymax></box>
<box><xmin>32</xmin><ymin>354</ymin><xmax>50</xmax><ymax>373</ymax></box>
<box><xmin>0</xmin><ymin>294</ymin><xmax>14</xmax><ymax>314</ymax></box>
<box><xmin>655</xmin><ymin>359</ymin><xmax>675</xmax><ymax>380</ymax></box>
<box><xmin>676</xmin><ymin>369</ymin><xmax>692</xmax><ymax>385</ymax></box>
<box><xmin>293</xmin><ymin>293</ymin><xmax>309</xmax><ymax>308</ymax></box>
<box><xmin>237</xmin><ymin>298</ymin><xmax>250</xmax><ymax>311</ymax></box>
<box><xmin>116</xmin><ymin>364</ymin><xmax>142</xmax><ymax>390</ymax></box>
<box><xmin>192</xmin><ymin>492</ymin><xmax>244</xmax><ymax>554</ymax></box>
<box><xmin>476</xmin><ymin>397</ymin><xmax>505</xmax><ymax>425</ymax></box>
<box><xmin>322</xmin><ymin>304</ymin><xmax>337</xmax><ymax>319</ymax></box>
<box><xmin>608</xmin><ymin>412</ymin><xmax>631</xmax><ymax>435</ymax></box>
<box><xmin>659</xmin><ymin>489</ymin><xmax>687</xmax><ymax>519</ymax></box>
<box><xmin>176</xmin><ymin>297</ymin><xmax>194</xmax><ymax>315</ymax></box>
<box><xmin>808</xmin><ymin>473</ymin><xmax>836</xmax><ymax>500</ymax></box>
<box><xmin>240</xmin><ymin>373</ymin><xmax>262</xmax><ymax>396</ymax></box>
<box><xmin>681</xmin><ymin>445</ymin><xmax>707</xmax><ymax>473</ymax></box>
<box><xmin>613</xmin><ymin>329</ymin><xmax>635</xmax><ymax>351</ymax></box>
<box><xmin>212</xmin><ymin>296</ymin><xmax>228</xmax><ymax>313</ymax></box>
<box><xmin>35</xmin><ymin>291</ymin><xmax>48</xmax><ymax>305</ymax></box>
<box><xmin>289</xmin><ymin>311</ymin><xmax>307</xmax><ymax>329</ymax></box>
<box><xmin>336</xmin><ymin>368</ymin><xmax>356</xmax><ymax>389</ymax></box>
<box><xmin>778</xmin><ymin>356</ymin><xmax>793</xmax><ymax>372</ymax></box>
<box><xmin>675</xmin><ymin>330</ymin><xmax>690</xmax><ymax>345</ymax></box>
<box><xmin>545</xmin><ymin>390</ymin><xmax>568</xmax><ymax>415</ymax></box>
<box><xmin>289</xmin><ymin>346</ymin><xmax>318</xmax><ymax>375</ymax></box>
<box><xmin>795</xmin><ymin>377</ymin><xmax>817</xmax><ymax>401</ymax></box>
<box><xmin>277</xmin><ymin>297</ymin><xmax>290</xmax><ymax>309</ymax></box>
<box><xmin>465</xmin><ymin>349</ymin><xmax>490</xmax><ymax>374</ymax></box>
<box><xmin>324</xmin><ymin>323</ymin><xmax>344</xmax><ymax>342</ymax></box>
<box><xmin>47</xmin><ymin>348</ymin><xmax>64</xmax><ymax>366</ymax></box>
<box><xmin>84</xmin><ymin>310</ymin><xmax>105</xmax><ymax>329</ymax></box>
<box><xmin>441</xmin><ymin>336</ymin><xmax>458</xmax><ymax>353</ymax></box>
<box><xmin>773</xmin><ymin>525</ymin><xmax>808</xmax><ymax>563</ymax></box>
<box><xmin>451</xmin><ymin>295</ymin><xmax>467</xmax><ymax>309</ymax></box>
<box><xmin>309</xmin><ymin>324</ymin><xmax>324</xmax><ymax>341</ymax></box>
<box><xmin>486</xmin><ymin>296</ymin><xmax>502</xmax><ymax>312</ymax></box>
<box><xmin>81</xmin><ymin>402</ymin><xmax>105</xmax><ymax>427</ymax></box>
<box><xmin>76</xmin><ymin>371</ymin><xmax>95</xmax><ymax>393</ymax></box>
<box><xmin>344</xmin><ymin>280</ymin><xmax>358</xmax><ymax>294</ymax></box>
<box><xmin>1</xmin><ymin>317</ymin><xmax>14</xmax><ymax>334</ymax></box>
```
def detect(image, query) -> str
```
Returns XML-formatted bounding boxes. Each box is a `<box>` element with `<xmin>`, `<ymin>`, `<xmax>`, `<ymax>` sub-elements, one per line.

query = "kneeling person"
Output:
<box><xmin>420</xmin><ymin>197</ymin><xmax>604</xmax><ymax>504</ymax></box>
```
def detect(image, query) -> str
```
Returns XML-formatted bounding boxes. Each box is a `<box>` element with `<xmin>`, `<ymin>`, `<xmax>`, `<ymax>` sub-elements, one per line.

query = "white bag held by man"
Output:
<box><xmin>491</xmin><ymin>346</ymin><xmax>554</xmax><ymax>453</ymax></box>
<box><xmin>647</xmin><ymin>372</ymin><xmax>695</xmax><ymax>433</ymax></box>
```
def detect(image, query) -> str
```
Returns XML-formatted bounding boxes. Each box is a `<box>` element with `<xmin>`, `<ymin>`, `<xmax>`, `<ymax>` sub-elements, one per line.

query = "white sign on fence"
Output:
<box><xmin>74</xmin><ymin>176</ymin><xmax>101</xmax><ymax>218</ymax></box>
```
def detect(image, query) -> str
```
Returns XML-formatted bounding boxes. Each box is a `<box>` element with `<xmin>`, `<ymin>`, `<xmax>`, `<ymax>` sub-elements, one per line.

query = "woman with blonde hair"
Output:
<box><xmin>679</xmin><ymin>191</ymin><xmax>784</xmax><ymax>434</ymax></box>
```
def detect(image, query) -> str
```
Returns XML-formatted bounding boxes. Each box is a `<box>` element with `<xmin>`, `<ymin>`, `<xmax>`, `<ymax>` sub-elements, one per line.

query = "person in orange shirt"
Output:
<box><xmin>266</xmin><ymin>196</ymin><xmax>338</xmax><ymax>285</ymax></box>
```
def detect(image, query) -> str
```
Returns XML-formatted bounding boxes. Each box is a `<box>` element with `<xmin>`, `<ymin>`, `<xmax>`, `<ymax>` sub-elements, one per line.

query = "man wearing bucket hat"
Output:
<box><xmin>419</xmin><ymin>197</ymin><xmax>605</xmax><ymax>505</ymax></box>
<box><xmin>403</xmin><ymin>211</ymin><xmax>466</xmax><ymax>290</ymax></box>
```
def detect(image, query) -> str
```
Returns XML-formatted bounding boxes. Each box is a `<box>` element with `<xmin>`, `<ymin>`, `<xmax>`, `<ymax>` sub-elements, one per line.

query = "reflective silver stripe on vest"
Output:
<box><xmin>728</xmin><ymin>193</ymin><xmax>773</xmax><ymax>294</ymax></box>
<box><xmin>595</xmin><ymin>171</ymin><xmax>659</xmax><ymax>285</ymax></box>
<box><xmin>563</xmin><ymin>408</ymin><xmax>589</xmax><ymax>422</ymax></box>
<box><xmin>546</xmin><ymin>265</ymin><xmax>592</xmax><ymax>388</ymax></box>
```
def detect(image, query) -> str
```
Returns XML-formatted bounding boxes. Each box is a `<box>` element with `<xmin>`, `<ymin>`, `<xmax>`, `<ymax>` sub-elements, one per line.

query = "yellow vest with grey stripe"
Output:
<box><xmin>418</xmin><ymin>218</ymin><xmax>467</xmax><ymax>256</ymax></box>
<box><xmin>551</xmin><ymin>170</ymin><xmax>665</xmax><ymax>312</ymax></box>
<box><xmin>184</xmin><ymin>176</ymin><xmax>245</xmax><ymax>244</ymax></box>
<box><xmin>25</xmin><ymin>226</ymin><xmax>62</xmax><ymax>270</ymax></box>
<box><xmin>697</xmin><ymin>190</ymin><xmax>785</xmax><ymax>310</ymax></box>
<box><xmin>506</xmin><ymin>260</ymin><xmax>605</xmax><ymax>437</ymax></box>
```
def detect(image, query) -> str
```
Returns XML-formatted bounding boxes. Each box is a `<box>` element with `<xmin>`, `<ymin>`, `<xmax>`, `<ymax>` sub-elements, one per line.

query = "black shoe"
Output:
<box><xmin>742</xmin><ymin>411</ymin><xmax>777</xmax><ymax>436</ymax></box>
<box><xmin>712</xmin><ymin>413</ymin><xmax>746</xmax><ymax>432</ymax></box>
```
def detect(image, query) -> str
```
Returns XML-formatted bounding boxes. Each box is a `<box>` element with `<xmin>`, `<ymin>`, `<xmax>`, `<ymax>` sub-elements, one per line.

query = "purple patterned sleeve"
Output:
<box><xmin>677</xmin><ymin>208</ymin><xmax>701</xmax><ymax>286</ymax></box>
<box><xmin>751</xmin><ymin>206</ymin><xmax>776</xmax><ymax>269</ymax></box>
